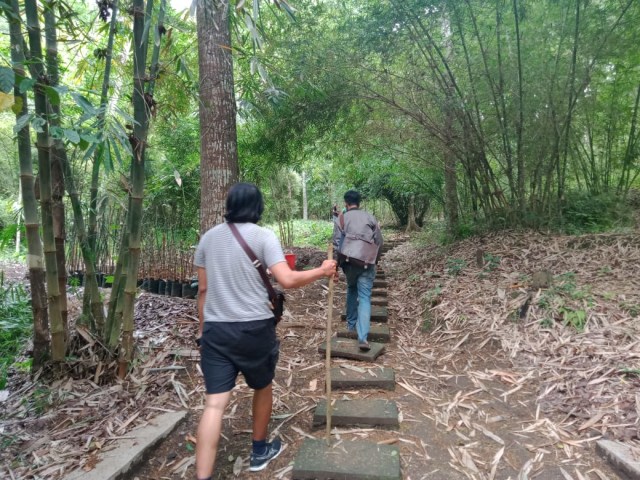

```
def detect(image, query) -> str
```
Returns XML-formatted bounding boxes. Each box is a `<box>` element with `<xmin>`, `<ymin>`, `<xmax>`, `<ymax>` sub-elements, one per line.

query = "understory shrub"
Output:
<box><xmin>0</xmin><ymin>276</ymin><xmax>32</xmax><ymax>388</ymax></box>
<box><xmin>560</xmin><ymin>191</ymin><xmax>633</xmax><ymax>234</ymax></box>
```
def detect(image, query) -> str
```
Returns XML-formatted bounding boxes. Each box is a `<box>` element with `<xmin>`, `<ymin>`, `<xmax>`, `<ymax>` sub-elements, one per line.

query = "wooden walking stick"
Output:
<box><xmin>325</xmin><ymin>243</ymin><xmax>335</xmax><ymax>444</ymax></box>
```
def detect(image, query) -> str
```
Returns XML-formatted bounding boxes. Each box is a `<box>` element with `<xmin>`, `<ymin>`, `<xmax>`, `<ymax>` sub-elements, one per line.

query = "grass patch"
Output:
<box><xmin>265</xmin><ymin>219</ymin><xmax>334</xmax><ymax>249</ymax></box>
<box><xmin>0</xmin><ymin>275</ymin><xmax>32</xmax><ymax>389</ymax></box>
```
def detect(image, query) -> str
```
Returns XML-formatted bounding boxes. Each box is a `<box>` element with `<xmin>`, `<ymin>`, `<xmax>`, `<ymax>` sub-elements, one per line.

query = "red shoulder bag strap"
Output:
<box><xmin>227</xmin><ymin>223</ymin><xmax>277</xmax><ymax>302</ymax></box>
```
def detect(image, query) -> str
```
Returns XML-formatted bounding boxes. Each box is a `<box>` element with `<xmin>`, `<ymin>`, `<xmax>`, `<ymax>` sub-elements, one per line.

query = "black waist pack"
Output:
<box><xmin>271</xmin><ymin>289</ymin><xmax>286</xmax><ymax>323</ymax></box>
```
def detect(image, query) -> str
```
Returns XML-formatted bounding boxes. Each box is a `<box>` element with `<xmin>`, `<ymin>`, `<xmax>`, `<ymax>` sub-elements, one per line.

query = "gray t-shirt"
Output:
<box><xmin>194</xmin><ymin>222</ymin><xmax>286</xmax><ymax>322</ymax></box>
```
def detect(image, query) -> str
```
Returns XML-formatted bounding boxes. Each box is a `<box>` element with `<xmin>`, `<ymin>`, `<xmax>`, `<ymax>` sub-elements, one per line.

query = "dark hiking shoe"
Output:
<box><xmin>249</xmin><ymin>437</ymin><xmax>283</xmax><ymax>472</ymax></box>
<box><xmin>358</xmin><ymin>341</ymin><xmax>371</xmax><ymax>351</ymax></box>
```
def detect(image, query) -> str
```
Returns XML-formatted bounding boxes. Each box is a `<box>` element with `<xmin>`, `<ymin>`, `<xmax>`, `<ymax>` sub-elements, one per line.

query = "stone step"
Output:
<box><xmin>313</xmin><ymin>399</ymin><xmax>399</xmax><ymax>428</ymax></box>
<box><xmin>373</xmin><ymin>279</ymin><xmax>388</xmax><ymax>288</ymax></box>
<box><xmin>371</xmin><ymin>298</ymin><xmax>388</xmax><ymax>306</ymax></box>
<box><xmin>318</xmin><ymin>337</ymin><xmax>385</xmax><ymax>362</ymax></box>
<box><xmin>372</xmin><ymin>288</ymin><xmax>387</xmax><ymax>297</ymax></box>
<box><xmin>341</xmin><ymin>306</ymin><xmax>388</xmax><ymax>323</ymax></box>
<box><xmin>292</xmin><ymin>438</ymin><xmax>401</xmax><ymax>480</ymax></box>
<box><xmin>331</xmin><ymin>365</ymin><xmax>395</xmax><ymax>390</ymax></box>
<box><xmin>337</xmin><ymin>324</ymin><xmax>390</xmax><ymax>343</ymax></box>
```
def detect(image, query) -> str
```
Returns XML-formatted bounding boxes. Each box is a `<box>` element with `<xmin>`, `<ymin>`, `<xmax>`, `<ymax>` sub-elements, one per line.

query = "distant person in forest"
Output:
<box><xmin>333</xmin><ymin>190</ymin><xmax>383</xmax><ymax>351</ymax></box>
<box><xmin>194</xmin><ymin>183</ymin><xmax>337</xmax><ymax>480</ymax></box>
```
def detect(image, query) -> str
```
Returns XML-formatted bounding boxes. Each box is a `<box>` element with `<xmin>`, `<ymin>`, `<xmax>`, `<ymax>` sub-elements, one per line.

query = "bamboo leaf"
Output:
<box><xmin>0</xmin><ymin>66</ymin><xmax>14</xmax><ymax>93</ymax></box>
<box><xmin>44</xmin><ymin>85</ymin><xmax>60</xmax><ymax>106</ymax></box>
<box><xmin>50</xmin><ymin>125</ymin><xmax>64</xmax><ymax>139</ymax></box>
<box><xmin>63</xmin><ymin>128</ymin><xmax>81</xmax><ymax>144</ymax></box>
<box><xmin>71</xmin><ymin>92</ymin><xmax>96</xmax><ymax>114</ymax></box>
<box><xmin>19</xmin><ymin>77</ymin><xmax>36</xmax><ymax>94</ymax></box>
<box><xmin>13</xmin><ymin>113</ymin><xmax>31</xmax><ymax>133</ymax></box>
<box><xmin>31</xmin><ymin>116</ymin><xmax>46</xmax><ymax>133</ymax></box>
<box><xmin>82</xmin><ymin>141</ymin><xmax>98</xmax><ymax>162</ymax></box>
<box><xmin>173</xmin><ymin>169</ymin><xmax>182</xmax><ymax>187</ymax></box>
<box><xmin>112</xmin><ymin>139</ymin><xmax>124</xmax><ymax>166</ymax></box>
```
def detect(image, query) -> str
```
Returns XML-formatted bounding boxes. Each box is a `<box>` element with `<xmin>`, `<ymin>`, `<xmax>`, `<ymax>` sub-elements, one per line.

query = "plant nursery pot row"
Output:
<box><xmin>139</xmin><ymin>278</ymin><xmax>197</xmax><ymax>299</ymax></box>
<box><xmin>68</xmin><ymin>271</ymin><xmax>114</xmax><ymax>288</ymax></box>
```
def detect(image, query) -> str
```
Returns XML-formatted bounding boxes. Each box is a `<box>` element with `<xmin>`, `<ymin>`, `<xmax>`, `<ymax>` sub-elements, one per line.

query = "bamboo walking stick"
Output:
<box><xmin>325</xmin><ymin>243</ymin><xmax>334</xmax><ymax>443</ymax></box>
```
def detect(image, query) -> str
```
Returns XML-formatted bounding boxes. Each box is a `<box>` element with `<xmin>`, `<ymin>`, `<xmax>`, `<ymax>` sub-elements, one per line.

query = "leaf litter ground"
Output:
<box><xmin>1</xmin><ymin>235</ymin><xmax>638</xmax><ymax>479</ymax></box>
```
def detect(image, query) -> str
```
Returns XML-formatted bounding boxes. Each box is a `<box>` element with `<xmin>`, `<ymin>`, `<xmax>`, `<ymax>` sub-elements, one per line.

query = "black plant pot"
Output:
<box><xmin>182</xmin><ymin>283</ymin><xmax>196</xmax><ymax>299</ymax></box>
<box><xmin>158</xmin><ymin>280</ymin><xmax>166</xmax><ymax>295</ymax></box>
<box><xmin>171</xmin><ymin>281</ymin><xmax>182</xmax><ymax>297</ymax></box>
<box><xmin>137</xmin><ymin>278</ymin><xmax>143</xmax><ymax>287</ymax></box>
<box><xmin>165</xmin><ymin>280</ymin><xmax>173</xmax><ymax>296</ymax></box>
<box><xmin>141</xmin><ymin>278</ymin><xmax>150</xmax><ymax>291</ymax></box>
<box><xmin>149</xmin><ymin>278</ymin><xmax>159</xmax><ymax>294</ymax></box>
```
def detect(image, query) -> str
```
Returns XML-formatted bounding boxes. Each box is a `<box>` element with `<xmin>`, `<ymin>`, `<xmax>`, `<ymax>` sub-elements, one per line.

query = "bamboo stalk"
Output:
<box><xmin>4</xmin><ymin>0</ymin><xmax>50</xmax><ymax>369</ymax></box>
<box><xmin>325</xmin><ymin>243</ymin><xmax>334</xmax><ymax>443</ymax></box>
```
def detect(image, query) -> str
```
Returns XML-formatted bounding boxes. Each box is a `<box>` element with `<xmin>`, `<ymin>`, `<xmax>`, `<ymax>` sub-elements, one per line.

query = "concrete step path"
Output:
<box><xmin>313</xmin><ymin>398</ymin><xmax>400</xmax><ymax>428</ymax></box>
<box><xmin>371</xmin><ymin>297</ymin><xmax>388</xmax><ymax>306</ymax></box>
<box><xmin>292</xmin><ymin>438</ymin><xmax>401</xmax><ymax>480</ymax></box>
<box><xmin>63</xmin><ymin>411</ymin><xmax>187</xmax><ymax>480</ymax></box>
<box><xmin>318</xmin><ymin>337</ymin><xmax>385</xmax><ymax>361</ymax></box>
<box><xmin>373</xmin><ymin>279</ymin><xmax>388</xmax><ymax>288</ymax></box>
<box><xmin>341</xmin><ymin>305</ymin><xmax>388</xmax><ymax>322</ymax></box>
<box><xmin>337</xmin><ymin>323</ymin><xmax>390</xmax><ymax>342</ymax></box>
<box><xmin>331</xmin><ymin>365</ymin><xmax>395</xmax><ymax>390</ymax></box>
<box><xmin>372</xmin><ymin>288</ymin><xmax>387</xmax><ymax>297</ymax></box>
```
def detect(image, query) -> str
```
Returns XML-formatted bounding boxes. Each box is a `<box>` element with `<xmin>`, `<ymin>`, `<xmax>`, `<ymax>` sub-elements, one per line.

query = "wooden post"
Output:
<box><xmin>325</xmin><ymin>243</ymin><xmax>334</xmax><ymax>443</ymax></box>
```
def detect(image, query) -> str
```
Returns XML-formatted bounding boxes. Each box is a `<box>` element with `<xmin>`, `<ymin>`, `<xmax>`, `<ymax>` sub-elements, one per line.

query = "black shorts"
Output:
<box><xmin>200</xmin><ymin>319</ymin><xmax>279</xmax><ymax>394</ymax></box>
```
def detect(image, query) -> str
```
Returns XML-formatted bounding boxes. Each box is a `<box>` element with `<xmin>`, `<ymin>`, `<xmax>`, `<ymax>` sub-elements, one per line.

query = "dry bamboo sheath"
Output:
<box><xmin>325</xmin><ymin>243</ymin><xmax>334</xmax><ymax>443</ymax></box>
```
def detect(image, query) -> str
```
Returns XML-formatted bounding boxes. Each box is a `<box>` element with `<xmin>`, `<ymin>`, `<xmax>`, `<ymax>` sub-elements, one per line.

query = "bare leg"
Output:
<box><xmin>196</xmin><ymin>391</ymin><xmax>232</xmax><ymax>479</ymax></box>
<box><xmin>252</xmin><ymin>383</ymin><xmax>273</xmax><ymax>441</ymax></box>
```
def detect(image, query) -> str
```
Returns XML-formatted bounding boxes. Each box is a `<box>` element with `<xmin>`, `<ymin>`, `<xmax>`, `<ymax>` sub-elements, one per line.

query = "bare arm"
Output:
<box><xmin>270</xmin><ymin>259</ymin><xmax>337</xmax><ymax>289</ymax></box>
<box><xmin>197</xmin><ymin>267</ymin><xmax>207</xmax><ymax>338</ymax></box>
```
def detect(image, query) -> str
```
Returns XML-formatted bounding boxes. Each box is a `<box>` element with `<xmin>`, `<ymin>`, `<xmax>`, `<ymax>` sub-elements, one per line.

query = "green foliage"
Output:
<box><xmin>535</xmin><ymin>272</ymin><xmax>594</xmax><ymax>332</ymax></box>
<box><xmin>0</xmin><ymin>276</ymin><xmax>32</xmax><ymax>389</ymax></box>
<box><xmin>560</xmin><ymin>191</ymin><xmax>634</xmax><ymax>234</ymax></box>
<box><xmin>445</xmin><ymin>257</ymin><xmax>467</xmax><ymax>276</ymax></box>
<box><xmin>561</xmin><ymin>308</ymin><xmax>587</xmax><ymax>332</ymax></box>
<box><xmin>265</xmin><ymin>219</ymin><xmax>334</xmax><ymax>249</ymax></box>
<box><xmin>482</xmin><ymin>253</ymin><xmax>501</xmax><ymax>272</ymax></box>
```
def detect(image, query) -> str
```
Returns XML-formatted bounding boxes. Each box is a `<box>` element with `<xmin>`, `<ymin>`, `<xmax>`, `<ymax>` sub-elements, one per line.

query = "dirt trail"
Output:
<box><xmin>3</xmin><ymin>233</ymin><xmax>637</xmax><ymax>479</ymax></box>
<box><xmin>134</xmin><ymin>233</ymin><xmax>632</xmax><ymax>480</ymax></box>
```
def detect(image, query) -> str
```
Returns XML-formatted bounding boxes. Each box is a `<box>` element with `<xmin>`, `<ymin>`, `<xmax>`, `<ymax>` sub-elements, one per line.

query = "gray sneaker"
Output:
<box><xmin>249</xmin><ymin>437</ymin><xmax>283</xmax><ymax>472</ymax></box>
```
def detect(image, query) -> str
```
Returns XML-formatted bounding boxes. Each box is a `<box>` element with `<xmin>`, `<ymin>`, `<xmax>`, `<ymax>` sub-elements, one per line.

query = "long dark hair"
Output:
<box><xmin>224</xmin><ymin>183</ymin><xmax>264</xmax><ymax>223</ymax></box>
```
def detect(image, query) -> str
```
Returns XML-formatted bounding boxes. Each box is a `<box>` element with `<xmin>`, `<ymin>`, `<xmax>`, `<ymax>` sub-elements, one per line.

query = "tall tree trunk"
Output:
<box><xmin>512</xmin><ymin>0</ymin><xmax>525</xmax><ymax>214</ymax></box>
<box><xmin>44</xmin><ymin>0</ymin><xmax>69</xmax><ymax>339</ymax></box>
<box><xmin>558</xmin><ymin>0</ymin><xmax>581</xmax><ymax>202</ymax></box>
<box><xmin>301</xmin><ymin>171</ymin><xmax>308</xmax><ymax>220</ymax></box>
<box><xmin>495</xmin><ymin>0</ymin><xmax>515</xmax><ymax>202</ymax></box>
<box><xmin>5</xmin><ymin>0</ymin><xmax>50</xmax><ymax>369</ymax></box>
<box><xmin>405</xmin><ymin>195</ymin><xmax>420</xmax><ymax>232</ymax></box>
<box><xmin>25</xmin><ymin>0</ymin><xmax>66</xmax><ymax>362</ymax></box>
<box><xmin>84</xmin><ymin>1</ymin><xmax>119</xmax><ymax>332</ymax></box>
<box><xmin>618</xmin><ymin>84</ymin><xmax>640</xmax><ymax>195</ymax></box>
<box><xmin>119</xmin><ymin>0</ymin><xmax>165</xmax><ymax>376</ymax></box>
<box><xmin>197</xmin><ymin>0</ymin><xmax>239</xmax><ymax>233</ymax></box>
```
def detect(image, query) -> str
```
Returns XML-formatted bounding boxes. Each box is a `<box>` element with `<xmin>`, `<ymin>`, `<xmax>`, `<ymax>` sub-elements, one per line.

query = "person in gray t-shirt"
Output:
<box><xmin>194</xmin><ymin>183</ymin><xmax>337</xmax><ymax>480</ymax></box>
